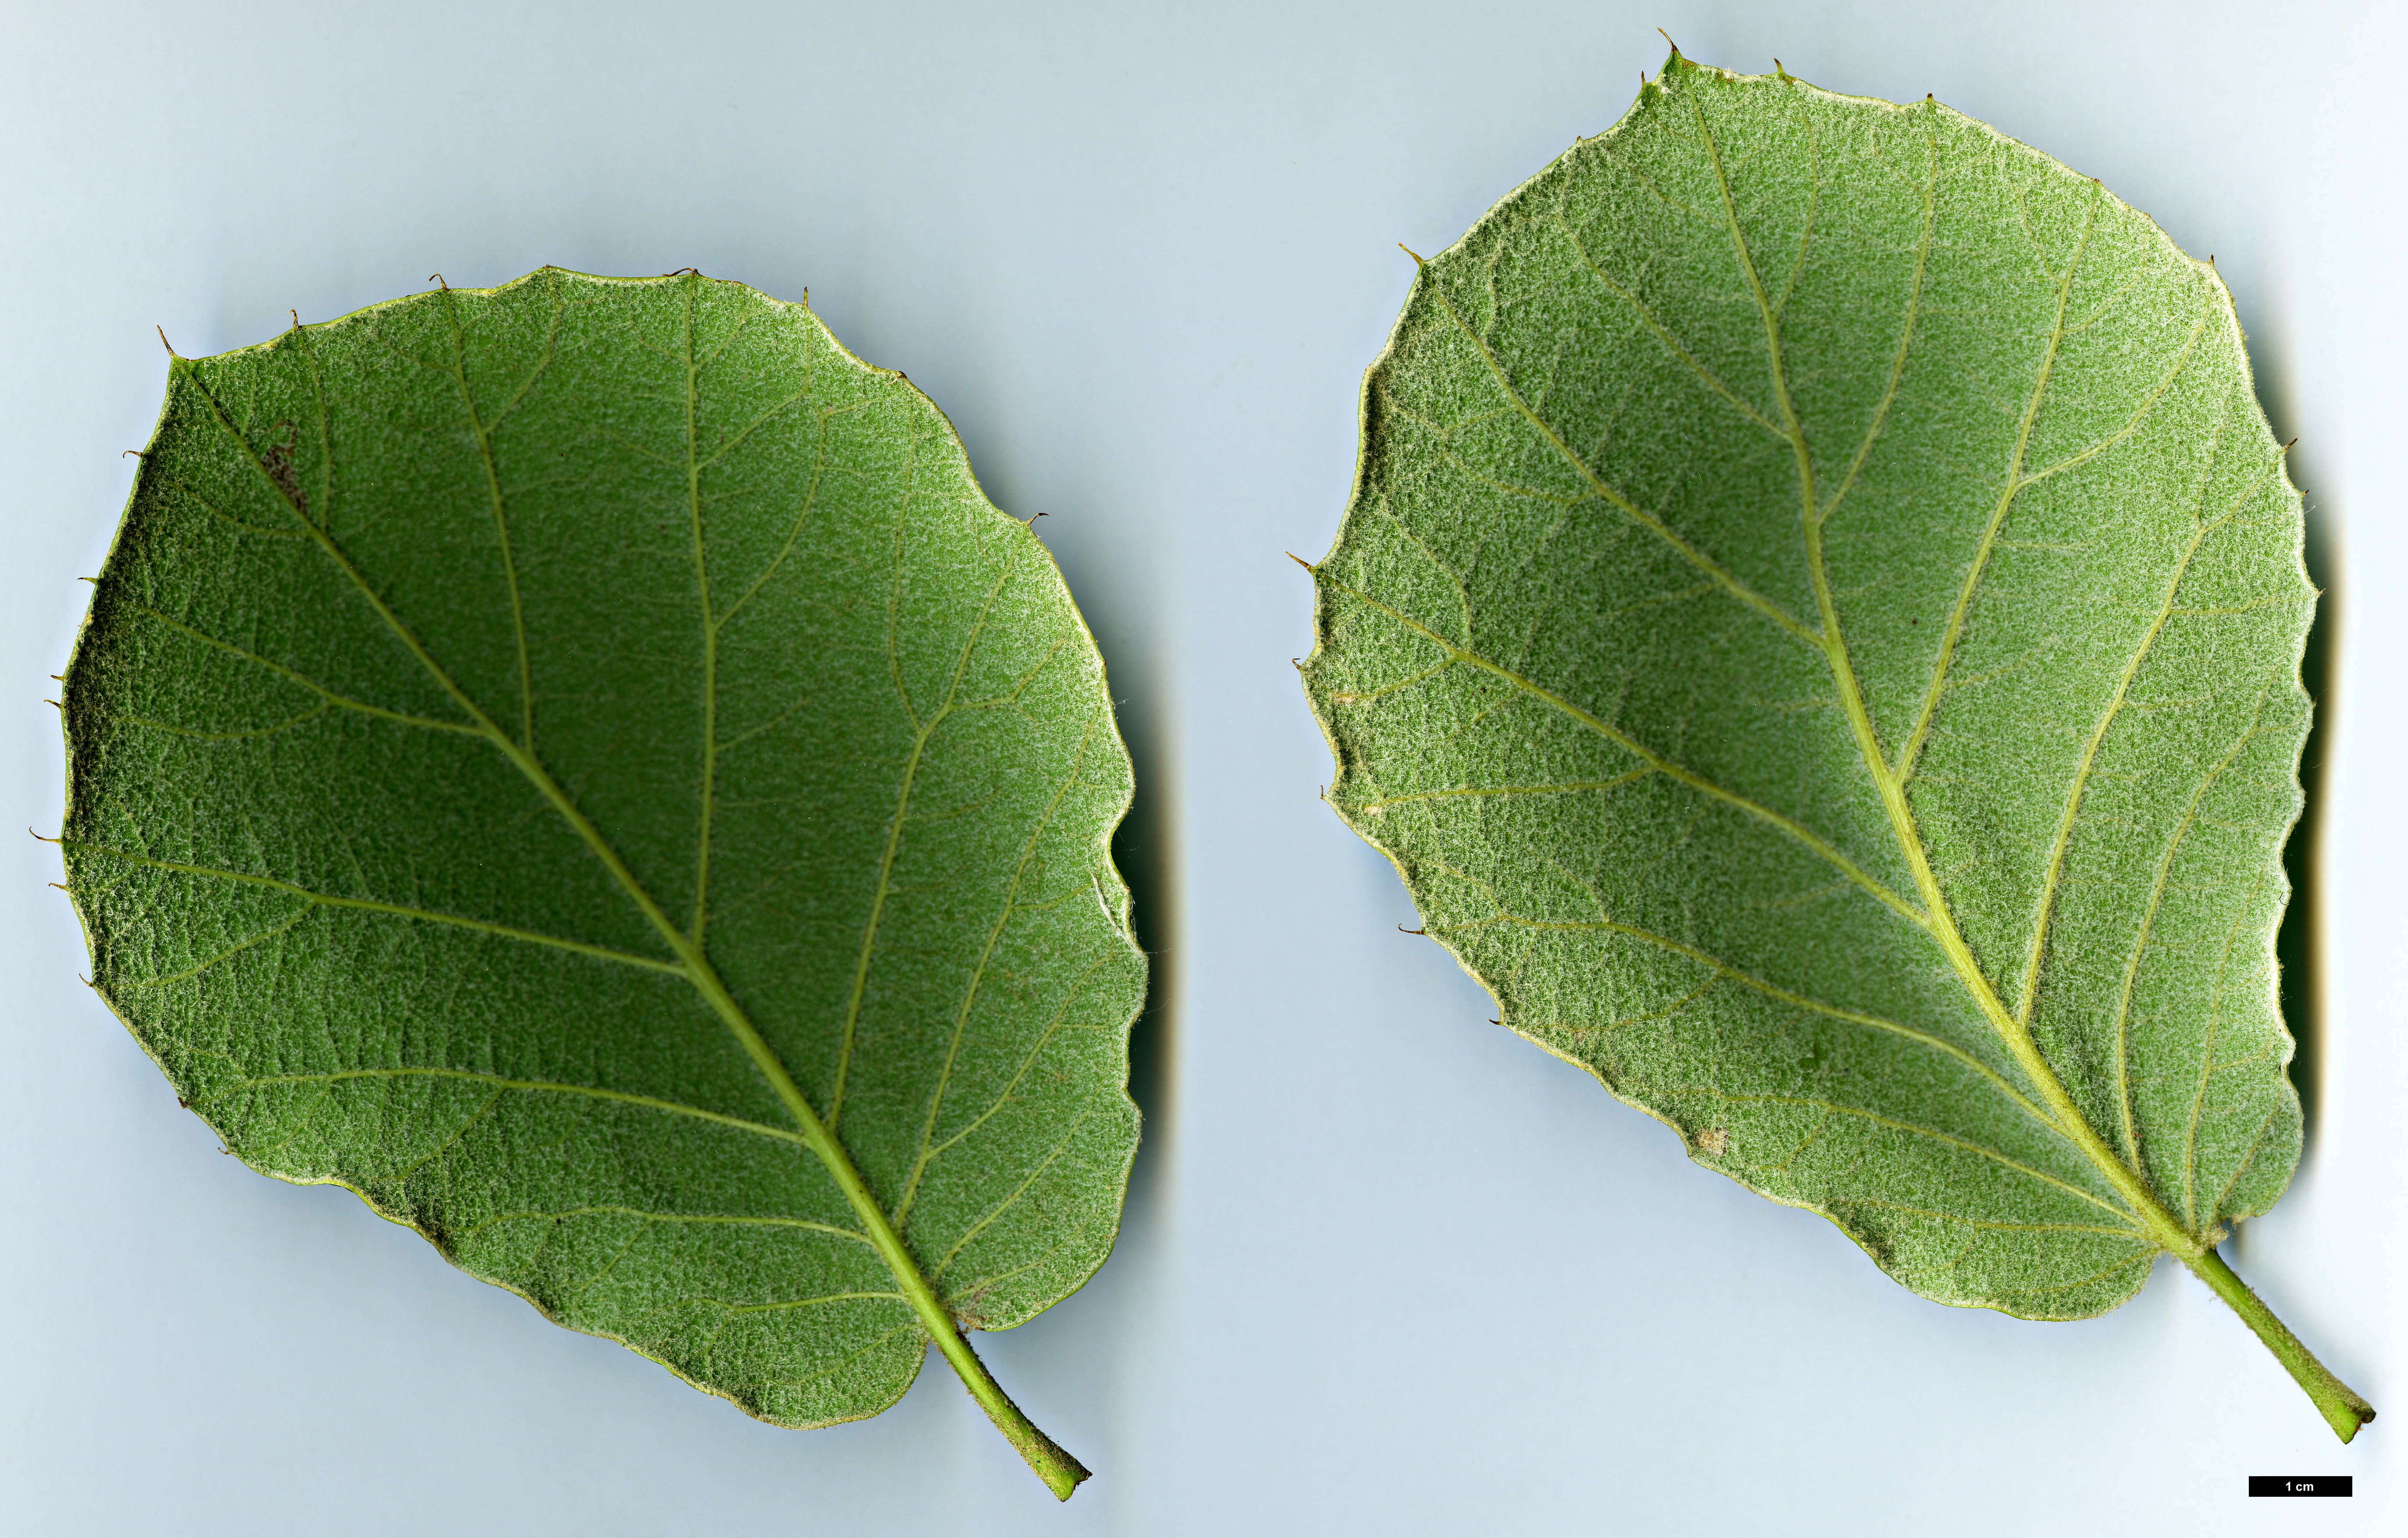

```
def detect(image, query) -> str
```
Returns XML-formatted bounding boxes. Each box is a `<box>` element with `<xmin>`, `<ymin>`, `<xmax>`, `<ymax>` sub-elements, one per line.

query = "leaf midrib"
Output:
<box><xmin>1681</xmin><ymin>79</ymin><xmax>2207</xmax><ymax>1260</ymax></box>
<box><xmin>174</xmin><ymin>303</ymin><xmax>985</xmax><ymax>1360</ymax></box>
<box><xmin>1370</xmin><ymin>76</ymin><xmax>2226</xmax><ymax>1252</ymax></box>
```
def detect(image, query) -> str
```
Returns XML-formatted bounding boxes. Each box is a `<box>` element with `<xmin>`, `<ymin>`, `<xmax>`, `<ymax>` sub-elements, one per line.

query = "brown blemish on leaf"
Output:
<box><xmin>952</xmin><ymin>1280</ymin><xmax>997</xmax><ymax>1331</ymax></box>
<box><xmin>262</xmin><ymin>420</ymin><xmax>307</xmax><ymax>515</ymax></box>
<box><xmin>1695</xmin><ymin>1127</ymin><xmax>1730</xmax><ymax>1156</ymax></box>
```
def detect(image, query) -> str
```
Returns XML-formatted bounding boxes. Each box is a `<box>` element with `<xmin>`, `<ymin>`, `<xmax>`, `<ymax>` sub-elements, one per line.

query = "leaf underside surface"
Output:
<box><xmin>64</xmin><ymin>269</ymin><xmax>1143</xmax><ymax>1476</ymax></box>
<box><xmin>1306</xmin><ymin>57</ymin><xmax>2321</xmax><ymax>1331</ymax></box>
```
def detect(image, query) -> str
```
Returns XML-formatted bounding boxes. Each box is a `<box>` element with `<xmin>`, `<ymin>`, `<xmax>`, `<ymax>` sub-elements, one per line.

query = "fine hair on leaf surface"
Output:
<box><xmin>1300</xmin><ymin>50</ymin><xmax>2372</xmax><ymax>1439</ymax></box>
<box><xmin>61</xmin><ymin>267</ymin><xmax>1145</xmax><ymax>1497</ymax></box>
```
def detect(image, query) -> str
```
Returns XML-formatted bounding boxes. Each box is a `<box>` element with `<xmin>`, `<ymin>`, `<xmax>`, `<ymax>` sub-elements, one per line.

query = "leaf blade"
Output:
<box><xmin>1303</xmin><ymin>56</ymin><xmax>2366</xmax><ymax>1432</ymax></box>
<box><xmin>65</xmin><ymin>268</ymin><xmax>1142</xmax><ymax>1491</ymax></box>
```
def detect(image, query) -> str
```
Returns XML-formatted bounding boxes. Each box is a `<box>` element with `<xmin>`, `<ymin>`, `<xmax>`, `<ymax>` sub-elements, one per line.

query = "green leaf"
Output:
<box><xmin>1301</xmin><ymin>54</ymin><xmax>2372</xmax><ymax>1438</ymax></box>
<box><xmin>62</xmin><ymin>268</ymin><xmax>1143</xmax><ymax>1495</ymax></box>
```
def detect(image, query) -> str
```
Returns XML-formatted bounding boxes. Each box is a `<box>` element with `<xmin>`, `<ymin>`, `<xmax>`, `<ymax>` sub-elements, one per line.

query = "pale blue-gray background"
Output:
<box><xmin>2</xmin><ymin>2</ymin><xmax>2397</xmax><ymax>1531</ymax></box>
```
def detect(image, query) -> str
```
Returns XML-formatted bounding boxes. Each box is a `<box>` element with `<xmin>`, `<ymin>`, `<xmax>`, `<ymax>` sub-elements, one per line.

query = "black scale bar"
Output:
<box><xmin>2248</xmin><ymin>1476</ymin><xmax>2352</xmax><ymax>1497</ymax></box>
